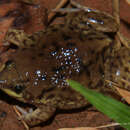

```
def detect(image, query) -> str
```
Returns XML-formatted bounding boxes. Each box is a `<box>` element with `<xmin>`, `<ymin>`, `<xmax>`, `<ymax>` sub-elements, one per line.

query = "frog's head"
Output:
<box><xmin>66</xmin><ymin>10</ymin><xmax>119</xmax><ymax>33</ymax></box>
<box><xmin>0</xmin><ymin>60</ymin><xmax>28</xmax><ymax>102</ymax></box>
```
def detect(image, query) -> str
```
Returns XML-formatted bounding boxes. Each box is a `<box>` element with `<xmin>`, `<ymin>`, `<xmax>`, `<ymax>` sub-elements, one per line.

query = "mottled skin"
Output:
<box><xmin>0</xmin><ymin>7</ymin><xmax>129</xmax><ymax>126</ymax></box>
<box><xmin>104</xmin><ymin>46</ymin><xmax>130</xmax><ymax>91</ymax></box>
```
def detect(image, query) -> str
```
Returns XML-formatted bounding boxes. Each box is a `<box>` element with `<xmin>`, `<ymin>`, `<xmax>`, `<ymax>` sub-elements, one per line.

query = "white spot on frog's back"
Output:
<box><xmin>116</xmin><ymin>70</ymin><xmax>120</xmax><ymax>76</ymax></box>
<box><xmin>36</xmin><ymin>70</ymin><xmax>41</xmax><ymax>77</ymax></box>
<box><xmin>25</xmin><ymin>72</ymin><xmax>29</xmax><ymax>77</ymax></box>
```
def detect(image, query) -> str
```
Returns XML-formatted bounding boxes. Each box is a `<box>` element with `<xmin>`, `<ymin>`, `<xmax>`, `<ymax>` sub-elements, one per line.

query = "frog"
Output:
<box><xmin>0</xmin><ymin>2</ymin><xmax>127</xmax><ymax>126</ymax></box>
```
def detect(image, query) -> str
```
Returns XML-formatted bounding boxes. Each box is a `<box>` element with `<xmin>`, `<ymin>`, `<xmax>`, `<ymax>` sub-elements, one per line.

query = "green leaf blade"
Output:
<box><xmin>67</xmin><ymin>80</ymin><xmax>130</xmax><ymax>129</ymax></box>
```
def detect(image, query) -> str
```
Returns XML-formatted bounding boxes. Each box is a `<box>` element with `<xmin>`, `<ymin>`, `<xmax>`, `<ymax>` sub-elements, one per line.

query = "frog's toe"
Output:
<box><xmin>16</xmin><ymin>105</ymin><xmax>56</xmax><ymax>126</ymax></box>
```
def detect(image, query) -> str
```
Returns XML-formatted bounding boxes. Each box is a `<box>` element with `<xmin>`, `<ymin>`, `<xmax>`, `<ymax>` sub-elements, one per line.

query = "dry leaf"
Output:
<box><xmin>0</xmin><ymin>17</ymin><xmax>14</xmax><ymax>46</ymax></box>
<box><xmin>126</xmin><ymin>0</ymin><xmax>130</xmax><ymax>4</ymax></box>
<box><xmin>113</xmin><ymin>86</ymin><xmax>130</xmax><ymax>104</ymax></box>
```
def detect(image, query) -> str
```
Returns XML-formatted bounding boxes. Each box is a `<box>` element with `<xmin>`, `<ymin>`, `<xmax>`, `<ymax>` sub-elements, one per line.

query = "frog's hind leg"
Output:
<box><xmin>16</xmin><ymin>105</ymin><xmax>56</xmax><ymax>126</ymax></box>
<box><xmin>3</xmin><ymin>29</ymin><xmax>35</xmax><ymax>48</ymax></box>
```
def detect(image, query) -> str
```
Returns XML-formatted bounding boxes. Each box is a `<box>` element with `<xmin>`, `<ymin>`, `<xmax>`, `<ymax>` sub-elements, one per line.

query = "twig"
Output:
<box><xmin>48</xmin><ymin>0</ymin><xmax>69</xmax><ymax>23</ymax></box>
<box><xmin>112</xmin><ymin>0</ymin><xmax>121</xmax><ymax>49</ymax></box>
<box><xmin>117</xmin><ymin>32</ymin><xmax>130</xmax><ymax>48</ymax></box>
<box><xmin>13</xmin><ymin>106</ymin><xmax>29</xmax><ymax>130</ymax></box>
<box><xmin>112</xmin><ymin>0</ymin><xmax>130</xmax><ymax>48</ymax></box>
<box><xmin>96</xmin><ymin>123</ymin><xmax>120</xmax><ymax>128</ymax></box>
<box><xmin>70</xmin><ymin>0</ymin><xmax>91</xmax><ymax>11</ymax></box>
<box><xmin>112</xmin><ymin>0</ymin><xmax>120</xmax><ymax>25</ymax></box>
<box><xmin>59</xmin><ymin>123</ymin><xmax>120</xmax><ymax>130</ymax></box>
<box><xmin>52</xmin><ymin>8</ymin><xmax>81</xmax><ymax>13</ymax></box>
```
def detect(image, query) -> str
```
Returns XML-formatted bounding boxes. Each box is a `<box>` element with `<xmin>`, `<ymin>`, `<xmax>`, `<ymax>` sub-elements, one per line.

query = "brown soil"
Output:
<box><xmin>0</xmin><ymin>0</ymin><xmax>129</xmax><ymax>130</ymax></box>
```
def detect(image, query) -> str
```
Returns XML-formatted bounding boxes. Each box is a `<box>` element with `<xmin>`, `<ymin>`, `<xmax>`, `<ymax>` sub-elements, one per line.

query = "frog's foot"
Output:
<box><xmin>16</xmin><ymin>105</ymin><xmax>56</xmax><ymax>126</ymax></box>
<box><xmin>4</xmin><ymin>29</ymin><xmax>36</xmax><ymax>48</ymax></box>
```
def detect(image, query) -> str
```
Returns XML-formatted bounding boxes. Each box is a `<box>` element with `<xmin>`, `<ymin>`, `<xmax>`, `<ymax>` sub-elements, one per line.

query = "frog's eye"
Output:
<box><xmin>14</xmin><ymin>85</ymin><xmax>25</xmax><ymax>94</ymax></box>
<box><xmin>5</xmin><ymin>60</ymin><xmax>15</xmax><ymax>69</ymax></box>
<box><xmin>6</xmin><ymin>60</ymin><xmax>13</xmax><ymax>66</ymax></box>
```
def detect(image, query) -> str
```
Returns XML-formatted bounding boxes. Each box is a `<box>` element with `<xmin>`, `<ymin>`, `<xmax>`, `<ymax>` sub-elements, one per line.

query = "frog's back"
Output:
<box><xmin>0</xmin><ymin>25</ymin><xmax>114</xmax><ymax>109</ymax></box>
